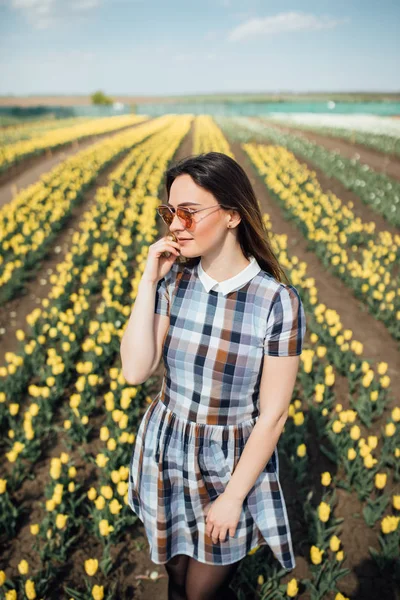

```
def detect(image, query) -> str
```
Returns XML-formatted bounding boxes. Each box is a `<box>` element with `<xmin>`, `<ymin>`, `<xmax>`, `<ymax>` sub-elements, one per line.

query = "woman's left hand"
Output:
<box><xmin>204</xmin><ymin>492</ymin><xmax>243</xmax><ymax>543</ymax></box>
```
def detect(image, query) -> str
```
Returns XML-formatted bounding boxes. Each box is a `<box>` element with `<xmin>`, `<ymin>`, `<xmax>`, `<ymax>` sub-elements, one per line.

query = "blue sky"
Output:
<box><xmin>0</xmin><ymin>0</ymin><xmax>399</xmax><ymax>96</ymax></box>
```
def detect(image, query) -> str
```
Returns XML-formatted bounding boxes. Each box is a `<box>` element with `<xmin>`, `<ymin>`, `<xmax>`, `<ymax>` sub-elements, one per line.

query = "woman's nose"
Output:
<box><xmin>169</xmin><ymin>213</ymin><xmax>186</xmax><ymax>231</ymax></box>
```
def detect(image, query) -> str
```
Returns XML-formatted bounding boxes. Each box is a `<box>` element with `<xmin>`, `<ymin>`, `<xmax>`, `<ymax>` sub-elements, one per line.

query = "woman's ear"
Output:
<box><xmin>227</xmin><ymin>211</ymin><xmax>241</xmax><ymax>228</ymax></box>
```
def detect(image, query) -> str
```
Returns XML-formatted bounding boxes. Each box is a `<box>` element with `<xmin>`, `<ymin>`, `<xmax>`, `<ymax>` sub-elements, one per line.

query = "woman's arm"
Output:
<box><xmin>120</xmin><ymin>277</ymin><xmax>168</xmax><ymax>385</ymax></box>
<box><xmin>223</xmin><ymin>354</ymin><xmax>301</xmax><ymax>502</ymax></box>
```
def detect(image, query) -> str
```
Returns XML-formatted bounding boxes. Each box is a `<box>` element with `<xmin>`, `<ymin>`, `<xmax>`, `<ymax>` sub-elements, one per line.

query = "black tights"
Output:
<box><xmin>165</xmin><ymin>553</ymin><xmax>242</xmax><ymax>600</ymax></box>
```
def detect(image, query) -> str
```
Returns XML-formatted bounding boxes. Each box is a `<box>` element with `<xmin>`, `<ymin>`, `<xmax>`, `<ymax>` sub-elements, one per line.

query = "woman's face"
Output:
<box><xmin>167</xmin><ymin>174</ymin><xmax>233</xmax><ymax>257</ymax></box>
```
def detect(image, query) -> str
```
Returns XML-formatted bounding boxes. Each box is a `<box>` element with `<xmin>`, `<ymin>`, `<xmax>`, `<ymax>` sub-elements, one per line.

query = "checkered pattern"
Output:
<box><xmin>128</xmin><ymin>260</ymin><xmax>306</xmax><ymax>568</ymax></box>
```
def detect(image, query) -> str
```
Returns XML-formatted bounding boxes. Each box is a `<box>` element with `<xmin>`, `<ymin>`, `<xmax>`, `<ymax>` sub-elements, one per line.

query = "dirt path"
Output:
<box><xmin>265</xmin><ymin>121</ymin><xmax>400</xmax><ymax>182</ymax></box>
<box><xmin>0</xmin><ymin>119</ymin><xmax>150</xmax><ymax>208</ymax></box>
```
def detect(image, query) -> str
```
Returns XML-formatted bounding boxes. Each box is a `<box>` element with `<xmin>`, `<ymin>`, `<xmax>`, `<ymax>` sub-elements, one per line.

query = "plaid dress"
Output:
<box><xmin>128</xmin><ymin>255</ymin><xmax>306</xmax><ymax>567</ymax></box>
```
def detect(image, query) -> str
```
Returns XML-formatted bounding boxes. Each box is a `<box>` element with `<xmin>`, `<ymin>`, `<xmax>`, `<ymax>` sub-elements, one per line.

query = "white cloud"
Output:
<box><xmin>228</xmin><ymin>11</ymin><xmax>349</xmax><ymax>41</ymax></box>
<box><xmin>9</xmin><ymin>0</ymin><xmax>101</xmax><ymax>28</ymax></box>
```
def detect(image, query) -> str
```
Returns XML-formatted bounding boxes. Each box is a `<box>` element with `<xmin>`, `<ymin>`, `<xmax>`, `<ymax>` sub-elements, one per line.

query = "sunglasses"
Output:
<box><xmin>157</xmin><ymin>203</ymin><xmax>236</xmax><ymax>230</ymax></box>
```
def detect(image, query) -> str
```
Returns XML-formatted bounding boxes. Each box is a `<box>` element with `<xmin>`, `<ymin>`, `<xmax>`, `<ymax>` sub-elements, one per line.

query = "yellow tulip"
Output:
<box><xmin>350</xmin><ymin>425</ymin><xmax>361</xmax><ymax>440</ymax></box>
<box><xmin>392</xmin><ymin>407</ymin><xmax>400</xmax><ymax>422</ymax></box>
<box><xmin>381</xmin><ymin>515</ymin><xmax>400</xmax><ymax>534</ymax></box>
<box><xmin>18</xmin><ymin>559</ymin><xmax>29</xmax><ymax>575</ymax></box>
<box><xmin>385</xmin><ymin>423</ymin><xmax>396</xmax><ymax>437</ymax></box>
<box><xmin>25</xmin><ymin>579</ymin><xmax>36</xmax><ymax>600</ymax></box>
<box><xmin>101</xmin><ymin>485</ymin><xmax>113</xmax><ymax>500</ymax></box>
<box><xmin>99</xmin><ymin>519</ymin><xmax>114</xmax><ymax>536</ymax></box>
<box><xmin>332</xmin><ymin>420</ymin><xmax>344</xmax><ymax>433</ymax></box>
<box><xmin>55</xmin><ymin>514</ymin><xmax>68</xmax><ymax>529</ymax></box>
<box><xmin>296</xmin><ymin>444</ymin><xmax>306</xmax><ymax>457</ymax></box>
<box><xmin>87</xmin><ymin>487</ymin><xmax>97</xmax><ymax>501</ymax></box>
<box><xmin>286</xmin><ymin>577</ymin><xmax>299</xmax><ymax>597</ymax></box>
<box><xmin>374</xmin><ymin>473</ymin><xmax>387</xmax><ymax>490</ymax></box>
<box><xmin>9</xmin><ymin>403</ymin><xmax>19</xmax><ymax>416</ymax></box>
<box><xmin>96</xmin><ymin>453</ymin><xmax>109</xmax><ymax>468</ymax></box>
<box><xmin>364</xmin><ymin>454</ymin><xmax>377</xmax><ymax>469</ymax></box>
<box><xmin>347</xmin><ymin>448</ymin><xmax>357</xmax><ymax>460</ymax></box>
<box><xmin>321</xmin><ymin>472</ymin><xmax>331</xmax><ymax>486</ymax></box>
<box><xmin>109</xmin><ymin>499</ymin><xmax>123</xmax><ymax>515</ymax></box>
<box><xmin>293</xmin><ymin>412</ymin><xmax>304</xmax><ymax>426</ymax></box>
<box><xmin>95</xmin><ymin>496</ymin><xmax>106</xmax><ymax>510</ymax></box>
<box><xmin>330</xmin><ymin>535</ymin><xmax>341</xmax><ymax>552</ymax></box>
<box><xmin>310</xmin><ymin>545</ymin><xmax>324</xmax><ymax>565</ymax></box>
<box><xmin>84</xmin><ymin>558</ymin><xmax>99</xmax><ymax>577</ymax></box>
<box><xmin>318</xmin><ymin>501</ymin><xmax>331</xmax><ymax>523</ymax></box>
<box><xmin>92</xmin><ymin>584</ymin><xmax>104</xmax><ymax>600</ymax></box>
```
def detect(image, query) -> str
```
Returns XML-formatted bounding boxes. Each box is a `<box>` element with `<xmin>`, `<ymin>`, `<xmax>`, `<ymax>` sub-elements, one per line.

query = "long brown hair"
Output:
<box><xmin>164</xmin><ymin>151</ymin><xmax>291</xmax><ymax>285</ymax></box>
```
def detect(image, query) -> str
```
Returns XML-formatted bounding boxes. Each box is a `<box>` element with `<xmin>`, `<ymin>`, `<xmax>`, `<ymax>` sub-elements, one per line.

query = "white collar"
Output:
<box><xmin>197</xmin><ymin>255</ymin><xmax>261</xmax><ymax>296</ymax></box>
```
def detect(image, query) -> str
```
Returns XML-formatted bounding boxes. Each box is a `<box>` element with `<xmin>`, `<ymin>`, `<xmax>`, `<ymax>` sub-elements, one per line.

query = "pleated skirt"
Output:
<box><xmin>128</xmin><ymin>396</ymin><xmax>296</xmax><ymax>568</ymax></box>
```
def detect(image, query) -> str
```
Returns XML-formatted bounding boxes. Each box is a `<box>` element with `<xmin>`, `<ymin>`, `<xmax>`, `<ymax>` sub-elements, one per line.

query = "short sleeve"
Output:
<box><xmin>263</xmin><ymin>285</ymin><xmax>306</xmax><ymax>356</ymax></box>
<box><xmin>154</xmin><ymin>275</ymin><xmax>170</xmax><ymax>316</ymax></box>
<box><xmin>154</xmin><ymin>262</ymin><xmax>181</xmax><ymax>317</ymax></box>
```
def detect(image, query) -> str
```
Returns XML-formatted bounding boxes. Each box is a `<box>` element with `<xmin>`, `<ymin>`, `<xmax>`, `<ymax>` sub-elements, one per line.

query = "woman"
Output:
<box><xmin>121</xmin><ymin>151</ymin><xmax>306</xmax><ymax>600</ymax></box>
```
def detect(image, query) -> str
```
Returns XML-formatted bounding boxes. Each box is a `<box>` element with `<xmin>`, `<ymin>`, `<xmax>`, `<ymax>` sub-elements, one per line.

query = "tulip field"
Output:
<box><xmin>0</xmin><ymin>112</ymin><xmax>399</xmax><ymax>600</ymax></box>
<box><xmin>0</xmin><ymin>115</ymin><xmax>148</xmax><ymax>184</ymax></box>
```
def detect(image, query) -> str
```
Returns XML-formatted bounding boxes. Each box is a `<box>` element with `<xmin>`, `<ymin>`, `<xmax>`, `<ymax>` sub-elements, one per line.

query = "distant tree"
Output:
<box><xmin>91</xmin><ymin>90</ymin><xmax>113</xmax><ymax>105</ymax></box>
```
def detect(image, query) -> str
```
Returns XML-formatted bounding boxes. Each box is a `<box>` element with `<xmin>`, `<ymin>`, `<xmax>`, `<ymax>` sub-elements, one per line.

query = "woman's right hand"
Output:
<box><xmin>141</xmin><ymin>235</ymin><xmax>182</xmax><ymax>284</ymax></box>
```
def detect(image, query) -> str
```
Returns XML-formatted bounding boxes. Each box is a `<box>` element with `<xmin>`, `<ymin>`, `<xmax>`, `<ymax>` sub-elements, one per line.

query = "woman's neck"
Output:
<box><xmin>200</xmin><ymin>249</ymin><xmax>251</xmax><ymax>283</ymax></box>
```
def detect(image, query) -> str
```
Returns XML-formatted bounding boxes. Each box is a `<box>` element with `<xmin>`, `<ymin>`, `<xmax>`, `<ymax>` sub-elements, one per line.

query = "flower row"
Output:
<box><xmin>0</xmin><ymin>116</ymin><xmax>92</xmax><ymax>147</ymax></box>
<box><xmin>0</xmin><ymin>114</ymin><xmax>148</xmax><ymax>175</ymax></box>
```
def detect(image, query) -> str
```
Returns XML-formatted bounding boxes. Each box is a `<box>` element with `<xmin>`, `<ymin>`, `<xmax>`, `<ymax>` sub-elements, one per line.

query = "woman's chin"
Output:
<box><xmin>179</xmin><ymin>245</ymin><xmax>195</xmax><ymax>255</ymax></box>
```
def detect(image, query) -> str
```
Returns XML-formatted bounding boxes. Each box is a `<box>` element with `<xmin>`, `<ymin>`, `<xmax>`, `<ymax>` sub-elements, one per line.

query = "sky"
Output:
<box><xmin>0</xmin><ymin>0</ymin><xmax>399</xmax><ymax>96</ymax></box>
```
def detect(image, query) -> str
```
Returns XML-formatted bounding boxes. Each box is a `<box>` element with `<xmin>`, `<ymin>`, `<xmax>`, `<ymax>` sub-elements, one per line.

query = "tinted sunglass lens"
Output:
<box><xmin>158</xmin><ymin>207</ymin><xmax>193</xmax><ymax>228</ymax></box>
<box><xmin>158</xmin><ymin>208</ymin><xmax>173</xmax><ymax>225</ymax></box>
<box><xmin>177</xmin><ymin>208</ymin><xmax>193</xmax><ymax>228</ymax></box>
